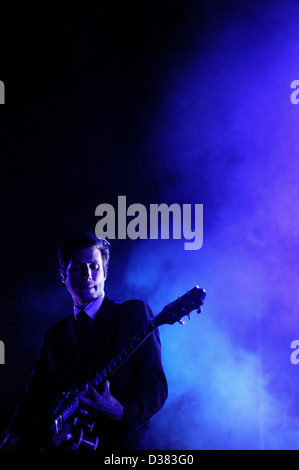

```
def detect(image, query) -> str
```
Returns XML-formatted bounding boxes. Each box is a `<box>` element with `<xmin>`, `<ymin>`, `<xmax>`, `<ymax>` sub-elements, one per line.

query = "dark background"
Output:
<box><xmin>1</xmin><ymin>0</ymin><xmax>299</xmax><ymax>450</ymax></box>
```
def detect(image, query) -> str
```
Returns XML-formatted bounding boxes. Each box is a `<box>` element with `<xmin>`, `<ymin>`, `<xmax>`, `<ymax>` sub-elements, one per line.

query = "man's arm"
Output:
<box><xmin>113</xmin><ymin>300</ymin><xmax>168</xmax><ymax>433</ymax></box>
<box><xmin>1</xmin><ymin>331</ymin><xmax>60</xmax><ymax>449</ymax></box>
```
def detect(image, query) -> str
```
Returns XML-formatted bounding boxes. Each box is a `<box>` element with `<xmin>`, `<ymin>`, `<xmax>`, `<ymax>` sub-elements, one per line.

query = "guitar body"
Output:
<box><xmin>45</xmin><ymin>412</ymin><xmax>98</xmax><ymax>450</ymax></box>
<box><xmin>45</xmin><ymin>384</ymin><xmax>99</xmax><ymax>450</ymax></box>
<box><xmin>73</xmin><ymin>412</ymin><xmax>99</xmax><ymax>450</ymax></box>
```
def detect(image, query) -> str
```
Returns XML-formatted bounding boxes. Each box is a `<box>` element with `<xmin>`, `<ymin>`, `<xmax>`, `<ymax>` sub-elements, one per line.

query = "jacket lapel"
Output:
<box><xmin>47</xmin><ymin>314</ymin><xmax>79</xmax><ymax>388</ymax></box>
<box><xmin>76</xmin><ymin>296</ymin><xmax>117</xmax><ymax>380</ymax></box>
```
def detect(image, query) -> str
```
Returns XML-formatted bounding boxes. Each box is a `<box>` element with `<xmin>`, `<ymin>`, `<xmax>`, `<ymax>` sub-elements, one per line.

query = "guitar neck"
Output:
<box><xmin>91</xmin><ymin>285</ymin><xmax>206</xmax><ymax>388</ymax></box>
<box><xmin>91</xmin><ymin>317</ymin><xmax>156</xmax><ymax>388</ymax></box>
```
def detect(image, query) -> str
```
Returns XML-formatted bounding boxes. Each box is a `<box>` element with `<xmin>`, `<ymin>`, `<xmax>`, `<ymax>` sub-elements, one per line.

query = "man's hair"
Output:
<box><xmin>58</xmin><ymin>233</ymin><xmax>110</xmax><ymax>277</ymax></box>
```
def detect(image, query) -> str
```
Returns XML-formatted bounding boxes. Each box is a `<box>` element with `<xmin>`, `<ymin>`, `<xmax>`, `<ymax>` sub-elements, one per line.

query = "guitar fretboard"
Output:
<box><xmin>92</xmin><ymin>318</ymin><xmax>156</xmax><ymax>387</ymax></box>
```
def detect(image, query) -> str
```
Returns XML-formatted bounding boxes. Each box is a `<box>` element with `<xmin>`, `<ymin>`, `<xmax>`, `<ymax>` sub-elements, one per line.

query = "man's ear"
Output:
<box><xmin>59</xmin><ymin>269</ymin><xmax>66</xmax><ymax>284</ymax></box>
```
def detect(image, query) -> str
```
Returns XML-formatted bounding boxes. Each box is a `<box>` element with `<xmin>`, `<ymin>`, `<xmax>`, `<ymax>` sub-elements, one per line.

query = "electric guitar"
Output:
<box><xmin>44</xmin><ymin>285</ymin><xmax>206</xmax><ymax>450</ymax></box>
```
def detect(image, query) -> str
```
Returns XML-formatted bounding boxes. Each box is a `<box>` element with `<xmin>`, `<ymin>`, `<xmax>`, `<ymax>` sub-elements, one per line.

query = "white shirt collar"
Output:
<box><xmin>73</xmin><ymin>291</ymin><xmax>105</xmax><ymax>320</ymax></box>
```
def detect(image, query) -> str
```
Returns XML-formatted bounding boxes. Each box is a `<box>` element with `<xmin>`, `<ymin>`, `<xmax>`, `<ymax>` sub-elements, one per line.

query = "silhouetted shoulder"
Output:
<box><xmin>44</xmin><ymin>315</ymin><xmax>73</xmax><ymax>341</ymax></box>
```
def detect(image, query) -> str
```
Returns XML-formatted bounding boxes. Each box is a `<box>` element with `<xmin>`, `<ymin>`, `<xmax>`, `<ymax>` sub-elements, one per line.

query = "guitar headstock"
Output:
<box><xmin>154</xmin><ymin>286</ymin><xmax>206</xmax><ymax>327</ymax></box>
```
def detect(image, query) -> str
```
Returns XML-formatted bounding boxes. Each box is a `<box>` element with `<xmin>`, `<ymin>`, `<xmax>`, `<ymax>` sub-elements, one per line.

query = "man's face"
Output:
<box><xmin>61</xmin><ymin>246</ymin><xmax>106</xmax><ymax>307</ymax></box>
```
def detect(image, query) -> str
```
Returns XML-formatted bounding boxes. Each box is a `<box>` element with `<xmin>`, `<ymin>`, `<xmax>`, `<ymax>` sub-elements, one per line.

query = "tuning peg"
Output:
<box><xmin>197</xmin><ymin>308</ymin><xmax>202</xmax><ymax>314</ymax></box>
<box><xmin>179</xmin><ymin>319</ymin><xmax>185</xmax><ymax>325</ymax></box>
<box><xmin>188</xmin><ymin>313</ymin><xmax>191</xmax><ymax>320</ymax></box>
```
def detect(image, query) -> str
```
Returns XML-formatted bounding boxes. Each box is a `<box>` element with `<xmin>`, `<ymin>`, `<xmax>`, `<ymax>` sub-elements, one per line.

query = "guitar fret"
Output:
<box><xmin>118</xmin><ymin>349</ymin><xmax>127</xmax><ymax>361</ymax></box>
<box><xmin>61</xmin><ymin>399</ymin><xmax>78</xmax><ymax>423</ymax></box>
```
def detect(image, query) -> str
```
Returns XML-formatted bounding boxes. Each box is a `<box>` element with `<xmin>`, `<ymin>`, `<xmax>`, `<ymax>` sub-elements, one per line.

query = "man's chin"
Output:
<box><xmin>75</xmin><ymin>290</ymin><xmax>99</xmax><ymax>305</ymax></box>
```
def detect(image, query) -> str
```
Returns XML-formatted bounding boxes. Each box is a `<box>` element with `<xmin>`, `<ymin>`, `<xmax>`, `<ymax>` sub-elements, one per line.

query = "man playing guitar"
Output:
<box><xmin>1</xmin><ymin>233</ymin><xmax>168</xmax><ymax>450</ymax></box>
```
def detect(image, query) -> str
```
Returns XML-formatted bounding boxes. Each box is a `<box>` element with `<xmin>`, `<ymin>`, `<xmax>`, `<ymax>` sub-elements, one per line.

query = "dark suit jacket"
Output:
<box><xmin>7</xmin><ymin>296</ymin><xmax>168</xmax><ymax>450</ymax></box>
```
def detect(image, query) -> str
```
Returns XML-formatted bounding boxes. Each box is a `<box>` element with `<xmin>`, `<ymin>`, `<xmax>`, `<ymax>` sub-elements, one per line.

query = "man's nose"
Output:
<box><xmin>82</xmin><ymin>264</ymin><xmax>92</xmax><ymax>280</ymax></box>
